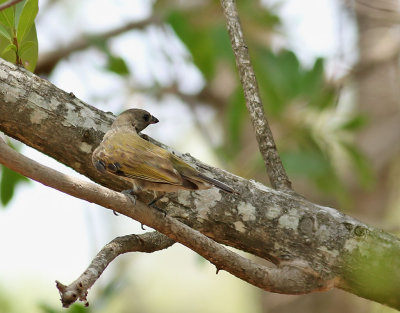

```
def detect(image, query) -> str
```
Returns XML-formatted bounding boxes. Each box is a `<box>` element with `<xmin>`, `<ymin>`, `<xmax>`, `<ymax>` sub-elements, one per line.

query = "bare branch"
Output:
<box><xmin>220</xmin><ymin>0</ymin><xmax>292</xmax><ymax>191</ymax></box>
<box><xmin>0</xmin><ymin>0</ymin><xmax>23</xmax><ymax>11</ymax></box>
<box><xmin>36</xmin><ymin>15</ymin><xmax>161</xmax><ymax>75</ymax></box>
<box><xmin>56</xmin><ymin>232</ymin><xmax>174</xmax><ymax>307</ymax></box>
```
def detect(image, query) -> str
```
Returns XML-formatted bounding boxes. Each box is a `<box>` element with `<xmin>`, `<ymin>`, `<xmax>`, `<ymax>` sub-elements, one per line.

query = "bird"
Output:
<box><xmin>92</xmin><ymin>109</ymin><xmax>234</xmax><ymax>208</ymax></box>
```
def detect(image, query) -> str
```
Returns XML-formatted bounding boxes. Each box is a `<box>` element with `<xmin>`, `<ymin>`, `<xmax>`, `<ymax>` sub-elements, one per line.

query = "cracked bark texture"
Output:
<box><xmin>1</xmin><ymin>60</ymin><xmax>400</xmax><ymax>309</ymax></box>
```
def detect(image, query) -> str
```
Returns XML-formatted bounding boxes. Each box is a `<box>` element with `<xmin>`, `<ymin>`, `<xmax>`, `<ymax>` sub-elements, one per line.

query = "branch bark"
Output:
<box><xmin>1</xmin><ymin>60</ymin><xmax>400</xmax><ymax>309</ymax></box>
<box><xmin>220</xmin><ymin>0</ymin><xmax>292</xmax><ymax>191</ymax></box>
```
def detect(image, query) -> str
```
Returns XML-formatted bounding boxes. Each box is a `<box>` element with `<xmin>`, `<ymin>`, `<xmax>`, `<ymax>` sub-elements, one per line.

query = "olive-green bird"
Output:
<box><xmin>92</xmin><ymin>109</ymin><xmax>234</xmax><ymax>206</ymax></box>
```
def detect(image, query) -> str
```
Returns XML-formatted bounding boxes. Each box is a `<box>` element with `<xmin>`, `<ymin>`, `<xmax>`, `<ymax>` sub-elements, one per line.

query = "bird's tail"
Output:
<box><xmin>197</xmin><ymin>173</ymin><xmax>235</xmax><ymax>193</ymax></box>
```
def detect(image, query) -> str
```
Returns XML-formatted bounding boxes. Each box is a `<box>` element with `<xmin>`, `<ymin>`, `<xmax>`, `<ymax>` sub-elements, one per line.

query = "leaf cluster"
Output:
<box><xmin>0</xmin><ymin>0</ymin><xmax>38</xmax><ymax>72</ymax></box>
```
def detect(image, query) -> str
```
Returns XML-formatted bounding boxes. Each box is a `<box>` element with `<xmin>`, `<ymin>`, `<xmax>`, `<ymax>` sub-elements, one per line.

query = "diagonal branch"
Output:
<box><xmin>36</xmin><ymin>15</ymin><xmax>161</xmax><ymax>75</ymax></box>
<box><xmin>0</xmin><ymin>0</ymin><xmax>23</xmax><ymax>11</ymax></box>
<box><xmin>0</xmin><ymin>136</ymin><xmax>329</xmax><ymax>307</ymax></box>
<box><xmin>220</xmin><ymin>0</ymin><xmax>292</xmax><ymax>191</ymax></box>
<box><xmin>56</xmin><ymin>232</ymin><xmax>175</xmax><ymax>307</ymax></box>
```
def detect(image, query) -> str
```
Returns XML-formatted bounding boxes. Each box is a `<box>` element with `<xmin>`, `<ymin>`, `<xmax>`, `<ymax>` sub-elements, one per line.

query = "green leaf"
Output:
<box><xmin>16</xmin><ymin>0</ymin><xmax>38</xmax><ymax>43</ymax></box>
<box><xmin>238</xmin><ymin>1</ymin><xmax>281</xmax><ymax>28</ymax></box>
<box><xmin>14</xmin><ymin>0</ymin><xmax>26</xmax><ymax>28</ymax></box>
<box><xmin>68</xmin><ymin>303</ymin><xmax>89</xmax><ymax>313</ymax></box>
<box><xmin>302</xmin><ymin>57</ymin><xmax>324</xmax><ymax>95</ymax></box>
<box><xmin>19</xmin><ymin>24</ymin><xmax>38</xmax><ymax>72</ymax></box>
<box><xmin>253</xmin><ymin>48</ymin><xmax>291</xmax><ymax>115</ymax></box>
<box><xmin>167</xmin><ymin>10</ymin><xmax>215</xmax><ymax>80</ymax></box>
<box><xmin>0</xmin><ymin>23</ymin><xmax>11</xmax><ymax>40</ymax></box>
<box><xmin>2</xmin><ymin>43</ymin><xmax>16</xmax><ymax>54</ymax></box>
<box><xmin>0</xmin><ymin>164</ymin><xmax>29</xmax><ymax>206</ymax></box>
<box><xmin>340</xmin><ymin>115</ymin><xmax>368</xmax><ymax>131</ymax></box>
<box><xmin>0</xmin><ymin>0</ymin><xmax>16</xmax><ymax>64</ymax></box>
<box><xmin>18</xmin><ymin>38</ymin><xmax>34</xmax><ymax>55</ymax></box>
<box><xmin>0</xmin><ymin>41</ymin><xmax>16</xmax><ymax>64</ymax></box>
<box><xmin>278</xmin><ymin>50</ymin><xmax>301</xmax><ymax>98</ymax></box>
<box><xmin>106</xmin><ymin>54</ymin><xmax>129</xmax><ymax>75</ymax></box>
<box><xmin>0</xmin><ymin>1</ymin><xmax>14</xmax><ymax>29</ymax></box>
<box><xmin>0</xmin><ymin>0</ymin><xmax>38</xmax><ymax>72</ymax></box>
<box><xmin>210</xmin><ymin>25</ymin><xmax>233</xmax><ymax>62</ymax></box>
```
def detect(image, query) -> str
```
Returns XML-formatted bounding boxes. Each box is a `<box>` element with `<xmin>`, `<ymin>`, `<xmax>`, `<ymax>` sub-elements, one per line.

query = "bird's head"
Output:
<box><xmin>111</xmin><ymin>109</ymin><xmax>159</xmax><ymax>132</ymax></box>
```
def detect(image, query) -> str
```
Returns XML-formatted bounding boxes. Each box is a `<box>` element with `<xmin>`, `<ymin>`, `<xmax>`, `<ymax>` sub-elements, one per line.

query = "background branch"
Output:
<box><xmin>220</xmin><ymin>0</ymin><xmax>292</xmax><ymax>191</ymax></box>
<box><xmin>36</xmin><ymin>15</ymin><xmax>161</xmax><ymax>75</ymax></box>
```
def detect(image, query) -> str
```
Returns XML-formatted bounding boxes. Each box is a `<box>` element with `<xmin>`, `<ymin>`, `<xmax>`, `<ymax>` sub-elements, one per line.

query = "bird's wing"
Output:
<box><xmin>93</xmin><ymin>131</ymin><xmax>182</xmax><ymax>185</ymax></box>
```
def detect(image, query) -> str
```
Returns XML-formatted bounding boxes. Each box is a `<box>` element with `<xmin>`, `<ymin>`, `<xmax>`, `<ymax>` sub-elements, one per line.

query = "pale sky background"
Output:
<box><xmin>0</xmin><ymin>0</ymin><xmax>356</xmax><ymax>312</ymax></box>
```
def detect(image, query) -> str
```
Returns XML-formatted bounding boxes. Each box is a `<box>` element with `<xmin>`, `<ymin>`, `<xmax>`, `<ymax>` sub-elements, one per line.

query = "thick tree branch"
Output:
<box><xmin>56</xmin><ymin>232</ymin><xmax>175</xmax><ymax>307</ymax></box>
<box><xmin>1</xmin><ymin>60</ymin><xmax>400</xmax><ymax>309</ymax></box>
<box><xmin>36</xmin><ymin>16</ymin><xmax>161</xmax><ymax>75</ymax></box>
<box><xmin>220</xmin><ymin>0</ymin><xmax>292</xmax><ymax>191</ymax></box>
<box><xmin>0</xmin><ymin>136</ymin><xmax>327</xmax><ymax>307</ymax></box>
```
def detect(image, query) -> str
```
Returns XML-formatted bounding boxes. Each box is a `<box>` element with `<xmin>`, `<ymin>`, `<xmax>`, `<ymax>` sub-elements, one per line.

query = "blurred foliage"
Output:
<box><xmin>0</xmin><ymin>285</ymin><xmax>12</xmax><ymax>313</ymax></box>
<box><xmin>0</xmin><ymin>0</ymin><xmax>38</xmax><ymax>72</ymax></box>
<box><xmin>39</xmin><ymin>303</ymin><xmax>90</xmax><ymax>313</ymax></box>
<box><xmin>165</xmin><ymin>1</ymin><xmax>279</xmax><ymax>80</ymax></box>
<box><xmin>161</xmin><ymin>1</ymin><xmax>373</xmax><ymax>209</ymax></box>
<box><xmin>0</xmin><ymin>140</ymin><xmax>30</xmax><ymax>207</ymax></box>
<box><xmin>89</xmin><ymin>37</ymin><xmax>130</xmax><ymax>76</ymax></box>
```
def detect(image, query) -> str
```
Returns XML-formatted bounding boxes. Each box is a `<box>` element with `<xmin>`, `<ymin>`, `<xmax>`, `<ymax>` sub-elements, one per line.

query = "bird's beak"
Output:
<box><xmin>150</xmin><ymin>115</ymin><xmax>159</xmax><ymax>124</ymax></box>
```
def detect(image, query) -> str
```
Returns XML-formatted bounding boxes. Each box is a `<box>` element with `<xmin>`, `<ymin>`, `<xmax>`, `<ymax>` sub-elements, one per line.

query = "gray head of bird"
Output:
<box><xmin>111</xmin><ymin>109</ymin><xmax>159</xmax><ymax>132</ymax></box>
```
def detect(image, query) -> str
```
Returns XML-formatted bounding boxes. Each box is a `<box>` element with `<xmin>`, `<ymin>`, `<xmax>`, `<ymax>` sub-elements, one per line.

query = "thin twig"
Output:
<box><xmin>0</xmin><ymin>0</ymin><xmax>23</xmax><ymax>11</ymax></box>
<box><xmin>220</xmin><ymin>0</ymin><xmax>292</xmax><ymax>191</ymax></box>
<box><xmin>56</xmin><ymin>232</ymin><xmax>174</xmax><ymax>307</ymax></box>
<box><xmin>0</xmin><ymin>137</ymin><xmax>327</xmax><ymax>307</ymax></box>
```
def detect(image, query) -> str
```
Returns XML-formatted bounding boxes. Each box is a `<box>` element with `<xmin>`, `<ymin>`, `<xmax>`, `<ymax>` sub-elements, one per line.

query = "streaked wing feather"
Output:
<box><xmin>95</xmin><ymin>131</ymin><xmax>182</xmax><ymax>184</ymax></box>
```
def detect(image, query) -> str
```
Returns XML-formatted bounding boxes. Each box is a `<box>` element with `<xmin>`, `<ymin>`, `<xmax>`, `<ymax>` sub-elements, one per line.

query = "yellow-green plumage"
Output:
<box><xmin>92</xmin><ymin>109</ymin><xmax>234</xmax><ymax>194</ymax></box>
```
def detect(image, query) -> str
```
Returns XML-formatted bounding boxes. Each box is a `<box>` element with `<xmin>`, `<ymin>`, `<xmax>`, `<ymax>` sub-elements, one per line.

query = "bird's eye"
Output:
<box><xmin>143</xmin><ymin>114</ymin><xmax>150</xmax><ymax>122</ymax></box>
